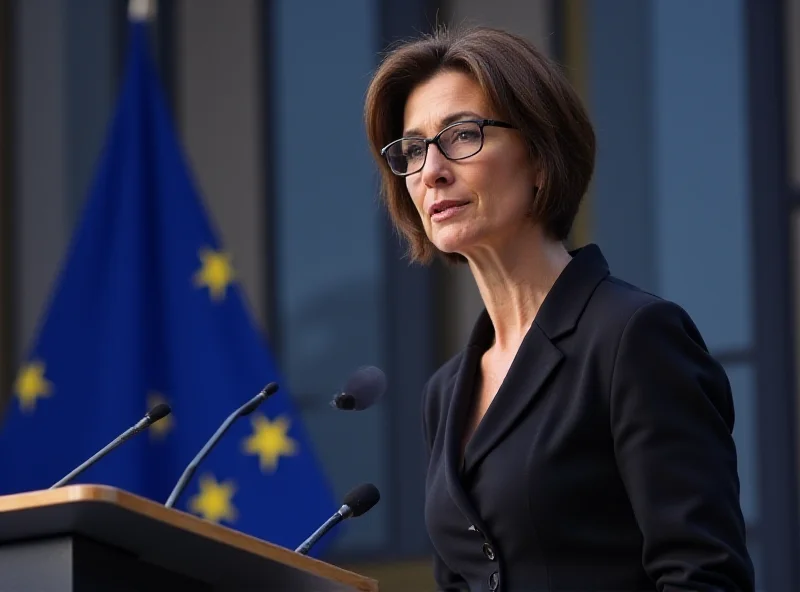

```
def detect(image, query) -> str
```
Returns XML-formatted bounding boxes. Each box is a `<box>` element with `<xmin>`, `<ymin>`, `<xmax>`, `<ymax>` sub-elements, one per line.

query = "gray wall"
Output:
<box><xmin>176</xmin><ymin>0</ymin><xmax>267</xmax><ymax>331</ymax></box>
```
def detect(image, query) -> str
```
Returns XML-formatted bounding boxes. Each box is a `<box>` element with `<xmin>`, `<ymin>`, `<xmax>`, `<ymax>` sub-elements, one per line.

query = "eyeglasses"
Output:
<box><xmin>380</xmin><ymin>119</ymin><xmax>515</xmax><ymax>176</ymax></box>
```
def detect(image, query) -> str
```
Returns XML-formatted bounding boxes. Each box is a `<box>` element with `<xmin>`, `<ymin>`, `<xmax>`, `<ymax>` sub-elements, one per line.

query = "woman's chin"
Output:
<box><xmin>431</xmin><ymin>226</ymin><xmax>481</xmax><ymax>256</ymax></box>
<box><xmin>432</xmin><ymin>238</ymin><xmax>470</xmax><ymax>257</ymax></box>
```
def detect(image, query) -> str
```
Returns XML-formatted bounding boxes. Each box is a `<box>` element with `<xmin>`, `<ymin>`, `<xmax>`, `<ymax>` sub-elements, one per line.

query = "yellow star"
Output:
<box><xmin>188</xmin><ymin>474</ymin><xmax>238</xmax><ymax>524</ymax></box>
<box><xmin>14</xmin><ymin>361</ymin><xmax>53</xmax><ymax>413</ymax></box>
<box><xmin>147</xmin><ymin>392</ymin><xmax>174</xmax><ymax>440</ymax></box>
<box><xmin>193</xmin><ymin>247</ymin><xmax>235</xmax><ymax>301</ymax></box>
<box><xmin>242</xmin><ymin>413</ymin><xmax>299</xmax><ymax>473</ymax></box>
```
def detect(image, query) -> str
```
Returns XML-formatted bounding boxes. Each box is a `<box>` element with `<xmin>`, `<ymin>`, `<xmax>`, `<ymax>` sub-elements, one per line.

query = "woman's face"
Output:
<box><xmin>402</xmin><ymin>70</ymin><xmax>537</xmax><ymax>259</ymax></box>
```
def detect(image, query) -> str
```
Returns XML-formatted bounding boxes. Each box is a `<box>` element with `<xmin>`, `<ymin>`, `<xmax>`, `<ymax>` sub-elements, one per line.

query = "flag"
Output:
<box><xmin>0</xmin><ymin>18</ymin><xmax>340</xmax><ymax>555</ymax></box>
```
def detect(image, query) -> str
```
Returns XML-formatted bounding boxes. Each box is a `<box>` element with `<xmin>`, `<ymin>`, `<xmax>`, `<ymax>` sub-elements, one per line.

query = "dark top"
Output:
<box><xmin>422</xmin><ymin>244</ymin><xmax>755</xmax><ymax>592</ymax></box>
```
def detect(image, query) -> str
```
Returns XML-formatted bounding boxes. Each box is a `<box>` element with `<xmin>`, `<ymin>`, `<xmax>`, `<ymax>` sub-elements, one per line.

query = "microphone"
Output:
<box><xmin>295</xmin><ymin>483</ymin><xmax>381</xmax><ymax>555</ymax></box>
<box><xmin>50</xmin><ymin>403</ymin><xmax>172</xmax><ymax>489</ymax></box>
<box><xmin>329</xmin><ymin>366</ymin><xmax>386</xmax><ymax>411</ymax></box>
<box><xmin>164</xmin><ymin>382</ymin><xmax>279</xmax><ymax>508</ymax></box>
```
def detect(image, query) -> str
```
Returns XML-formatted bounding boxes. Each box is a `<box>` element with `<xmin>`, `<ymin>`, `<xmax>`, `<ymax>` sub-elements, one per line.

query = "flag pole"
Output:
<box><xmin>128</xmin><ymin>0</ymin><xmax>157</xmax><ymax>21</ymax></box>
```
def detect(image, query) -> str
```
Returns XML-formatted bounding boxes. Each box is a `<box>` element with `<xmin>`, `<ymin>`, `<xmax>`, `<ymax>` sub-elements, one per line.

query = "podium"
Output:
<box><xmin>0</xmin><ymin>484</ymin><xmax>379</xmax><ymax>591</ymax></box>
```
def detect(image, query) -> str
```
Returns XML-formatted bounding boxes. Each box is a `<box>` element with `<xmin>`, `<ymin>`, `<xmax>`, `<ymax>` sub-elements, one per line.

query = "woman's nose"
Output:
<box><xmin>421</xmin><ymin>143</ymin><xmax>454</xmax><ymax>187</ymax></box>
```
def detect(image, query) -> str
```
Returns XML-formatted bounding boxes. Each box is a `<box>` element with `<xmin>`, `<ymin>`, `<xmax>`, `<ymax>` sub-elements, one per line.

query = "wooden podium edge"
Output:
<box><xmin>0</xmin><ymin>484</ymin><xmax>379</xmax><ymax>592</ymax></box>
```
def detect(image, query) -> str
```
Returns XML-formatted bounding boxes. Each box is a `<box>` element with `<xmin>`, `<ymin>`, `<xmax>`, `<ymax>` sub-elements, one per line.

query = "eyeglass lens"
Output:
<box><xmin>384</xmin><ymin>121</ymin><xmax>484</xmax><ymax>175</ymax></box>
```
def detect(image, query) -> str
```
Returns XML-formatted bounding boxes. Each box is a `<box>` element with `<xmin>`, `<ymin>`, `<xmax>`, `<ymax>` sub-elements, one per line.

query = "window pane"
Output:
<box><xmin>271</xmin><ymin>0</ymin><xmax>388</xmax><ymax>555</ymax></box>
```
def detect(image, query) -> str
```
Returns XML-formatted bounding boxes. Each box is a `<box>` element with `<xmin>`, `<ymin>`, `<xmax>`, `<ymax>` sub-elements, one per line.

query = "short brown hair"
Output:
<box><xmin>364</xmin><ymin>25</ymin><xmax>596</xmax><ymax>264</ymax></box>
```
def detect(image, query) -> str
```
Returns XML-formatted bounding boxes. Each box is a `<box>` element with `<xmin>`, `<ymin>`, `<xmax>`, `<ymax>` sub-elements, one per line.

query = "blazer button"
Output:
<box><xmin>488</xmin><ymin>570</ymin><xmax>499</xmax><ymax>591</ymax></box>
<box><xmin>482</xmin><ymin>542</ymin><xmax>496</xmax><ymax>561</ymax></box>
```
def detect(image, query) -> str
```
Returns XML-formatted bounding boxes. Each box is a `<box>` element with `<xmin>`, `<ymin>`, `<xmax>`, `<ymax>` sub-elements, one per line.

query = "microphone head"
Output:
<box><xmin>330</xmin><ymin>366</ymin><xmax>386</xmax><ymax>411</ymax></box>
<box><xmin>342</xmin><ymin>483</ymin><xmax>380</xmax><ymax>517</ymax></box>
<box><xmin>240</xmin><ymin>382</ymin><xmax>280</xmax><ymax>416</ymax></box>
<box><xmin>146</xmin><ymin>403</ymin><xmax>172</xmax><ymax>424</ymax></box>
<box><xmin>262</xmin><ymin>382</ymin><xmax>280</xmax><ymax>397</ymax></box>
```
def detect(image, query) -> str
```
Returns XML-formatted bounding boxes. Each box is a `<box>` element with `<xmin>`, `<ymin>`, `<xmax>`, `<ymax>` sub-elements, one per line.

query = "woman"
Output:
<box><xmin>364</xmin><ymin>25</ymin><xmax>754</xmax><ymax>592</ymax></box>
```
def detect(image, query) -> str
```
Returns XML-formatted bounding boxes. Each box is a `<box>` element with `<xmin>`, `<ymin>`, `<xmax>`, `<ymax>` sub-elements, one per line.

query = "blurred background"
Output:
<box><xmin>0</xmin><ymin>0</ymin><xmax>797</xmax><ymax>590</ymax></box>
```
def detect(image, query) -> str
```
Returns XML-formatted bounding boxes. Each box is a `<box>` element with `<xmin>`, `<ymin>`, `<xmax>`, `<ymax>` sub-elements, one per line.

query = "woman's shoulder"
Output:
<box><xmin>593</xmin><ymin>274</ymin><xmax>665</xmax><ymax>316</ymax></box>
<box><xmin>586</xmin><ymin>275</ymin><xmax>712</xmax><ymax>364</ymax></box>
<box><xmin>589</xmin><ymin>275</ymin><xmax>698</xmax><ymax>334</ymax></box>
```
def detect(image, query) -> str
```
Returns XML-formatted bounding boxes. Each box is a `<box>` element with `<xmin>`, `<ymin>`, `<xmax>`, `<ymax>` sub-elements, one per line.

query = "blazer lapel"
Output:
<box><xmin>461</xmin><ymin>244</ymin><xmax>611</xmax><ymax>477</ymax></box>
<box><xmin>441</xmin><ymin>244</ymin><xmax>611</xmax><ymax>519</ymax></box>
<box><xmin>443</xmin><ymin>342</ymin><xmax>485</xmax><ymax>529</ymax></box>
<box><xmin>462</xmin><ymin>324</ymin><xmax>563</xmax><ymax>475</ymax></box>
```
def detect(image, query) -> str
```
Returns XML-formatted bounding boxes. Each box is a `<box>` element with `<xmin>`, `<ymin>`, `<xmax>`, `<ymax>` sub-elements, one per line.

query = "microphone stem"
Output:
<box><xmin>165</xmin><ymin>408</ymin><xmax>239</xmax><ymax>508</ymax></box>
<box><xmin>50</xmin><ymin>420</ymin><xmax>147</xmax><ymax>489</ymax></box>
<box><xmin>295</xmin><ymin>510</ymin><xmax>346</xmax><ymax>555</ymax></box>
<box><xmin>163</xmin><ymin>384</ymin><xmax>276</xmax><ymax>510</ymax></box>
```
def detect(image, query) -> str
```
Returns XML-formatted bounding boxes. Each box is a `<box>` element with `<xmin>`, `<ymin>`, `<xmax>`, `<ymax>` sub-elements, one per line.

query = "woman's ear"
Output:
<box><xmin>529</xmin><ymin>154</ymin><xmax>545</xmax><ymax>193</ymax></box>
<box><xmin>534</xmin><ymin>166</ymin><xmax>545</xmax><ymax>192</ymax></box>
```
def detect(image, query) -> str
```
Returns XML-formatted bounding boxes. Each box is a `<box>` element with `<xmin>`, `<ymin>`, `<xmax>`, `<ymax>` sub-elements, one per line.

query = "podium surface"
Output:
<box><xmin>0</xmin><ymin>484</ymin><xmax>378</xmax><ymax>592</ymax></box>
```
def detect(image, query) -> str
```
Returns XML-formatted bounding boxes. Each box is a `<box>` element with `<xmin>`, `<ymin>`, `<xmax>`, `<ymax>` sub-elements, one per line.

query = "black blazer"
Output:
<box><xmin>422</xmin><ymin>244</ymin><xmax>755</xmax><ymax>592</ymax></box>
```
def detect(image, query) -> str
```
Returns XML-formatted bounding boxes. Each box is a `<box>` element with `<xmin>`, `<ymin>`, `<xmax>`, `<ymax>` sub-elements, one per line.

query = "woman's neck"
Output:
<box><xmin>465</xmin><ymin>230</ymin><xmax>572</xmax><ymax>352</ymax></box>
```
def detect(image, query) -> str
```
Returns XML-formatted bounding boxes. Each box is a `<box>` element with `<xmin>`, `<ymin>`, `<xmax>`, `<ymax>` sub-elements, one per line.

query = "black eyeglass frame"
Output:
<box><xmin>379</xmin><ymin>119</ymin><xmax>515</xmax><ymax>176</ymax></box>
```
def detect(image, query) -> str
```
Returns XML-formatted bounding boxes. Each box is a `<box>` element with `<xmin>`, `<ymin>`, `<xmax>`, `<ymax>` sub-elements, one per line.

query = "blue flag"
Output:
<box><xmin>0</xmin><ymin>20</ymin><xmax>339</xmax><ymax>555</ymax></box>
